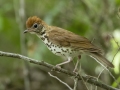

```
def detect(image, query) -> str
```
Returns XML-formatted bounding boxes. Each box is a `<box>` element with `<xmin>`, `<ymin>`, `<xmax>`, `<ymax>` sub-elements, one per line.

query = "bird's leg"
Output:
<box><xmin>51</xmin><ymin>57</ymin><xmax>73</xmax><ymax>72</ymax></box>
<box><xmin>56</xmin><ymin>57</ymin><xmax>73</xmax><ymax>68</ymax></box>
<box><xmin>73</xmin><ymin>55</ymin><xmax>81</xmax><ymax>72</ymax></box>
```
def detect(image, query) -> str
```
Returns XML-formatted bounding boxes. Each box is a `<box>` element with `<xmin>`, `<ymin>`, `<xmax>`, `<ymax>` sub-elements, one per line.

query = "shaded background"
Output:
<box><xmin>0</xmin><ymin>0</ymin><xmax>120</xmax><ymax>90</ymax></box>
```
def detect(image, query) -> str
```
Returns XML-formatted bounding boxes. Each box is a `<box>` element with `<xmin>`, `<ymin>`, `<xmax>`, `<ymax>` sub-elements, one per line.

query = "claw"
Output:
<box><xmin>73</xmin><ymin>68</ymin><xmax>78</xmax><ymax>73</ymax></box>
<box><xmin>51</xmin><ymin>65</ymin><xmax>61</xmax><ymax>72</ymax></box>
<box><xmin>56</xmin><ymin>65</ymin><xmax>61</xmax><ymax>69</ymax></box>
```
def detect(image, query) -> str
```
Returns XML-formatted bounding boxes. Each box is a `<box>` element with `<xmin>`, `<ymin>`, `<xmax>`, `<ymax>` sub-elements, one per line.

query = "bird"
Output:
<box><xmin>24</xmin><ymin>16</ymin><xmax>114</xmax><ymax>71</ymax></box>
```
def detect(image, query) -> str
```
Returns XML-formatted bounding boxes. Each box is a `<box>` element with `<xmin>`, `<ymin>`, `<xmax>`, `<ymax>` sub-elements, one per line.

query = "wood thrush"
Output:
<box><xmin>24</xmin><ymin>16</ymin><xmax>114</xmax><ymax>69</ymax></box>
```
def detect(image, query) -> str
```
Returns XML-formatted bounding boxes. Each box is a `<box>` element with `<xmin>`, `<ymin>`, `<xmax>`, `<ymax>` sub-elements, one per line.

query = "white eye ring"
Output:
<box><xmin>33</xmin><ymin>23</ymin><xmax>38</xmax><ymax>28</ymax></box>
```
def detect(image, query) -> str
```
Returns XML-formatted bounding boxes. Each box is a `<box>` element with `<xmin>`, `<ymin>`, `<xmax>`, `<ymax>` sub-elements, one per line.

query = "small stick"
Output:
<box><xmin>48</xmin><ymin>72</ymin><xmax>73</xmax><ymax>90</ymax></box>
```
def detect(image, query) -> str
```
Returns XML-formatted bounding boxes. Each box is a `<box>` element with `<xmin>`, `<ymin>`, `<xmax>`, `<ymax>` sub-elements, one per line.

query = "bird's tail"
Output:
<box><xmin>89</xmin><ymin>52</ymin><xmax>114</xmax><ymax>68</ymax></box>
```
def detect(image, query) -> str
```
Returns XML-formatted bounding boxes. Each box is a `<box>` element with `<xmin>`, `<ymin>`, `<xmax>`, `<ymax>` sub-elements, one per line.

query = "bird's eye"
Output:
<box><xmin>33</xmin><ymin>23</ymin><xmax>38</xmax><ymax>28</ymax></box>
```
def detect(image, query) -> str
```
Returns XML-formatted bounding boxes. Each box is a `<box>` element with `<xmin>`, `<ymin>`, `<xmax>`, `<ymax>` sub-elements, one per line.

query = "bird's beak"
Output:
<box><xmin>24</xmin><ymin>30</ymin><xmax>28</xmax><ymax>33</ymax></box>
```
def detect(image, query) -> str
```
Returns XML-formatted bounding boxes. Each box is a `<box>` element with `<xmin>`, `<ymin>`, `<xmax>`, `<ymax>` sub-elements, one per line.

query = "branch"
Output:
<box><xmin>73</xmin><ymin>78</ymin><xmax>78</xmax><ymax>90</ymax></box>
<box><xmin>0</xmin><ymin>51</ymin><xmax>118</xmax><ymax>90</ymax></box>
<box><xmin>48</xmin><ymin>72</ymin><xmax>72</xmax><ymax>90</ymax></box>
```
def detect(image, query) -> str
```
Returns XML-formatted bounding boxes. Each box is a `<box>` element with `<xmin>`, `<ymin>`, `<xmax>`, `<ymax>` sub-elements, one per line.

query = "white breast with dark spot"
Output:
<box><xmin>37</xmin><ymin>30</ymin><xmax>80</xmax><ymax>58</ymax></box>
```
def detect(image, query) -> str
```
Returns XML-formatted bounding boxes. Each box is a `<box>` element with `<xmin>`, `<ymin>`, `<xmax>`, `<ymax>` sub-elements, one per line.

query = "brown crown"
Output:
<box><xmin>26</xmin><ymin>16</ymin><xmax>43</xmax><ymax>28</ymax></box>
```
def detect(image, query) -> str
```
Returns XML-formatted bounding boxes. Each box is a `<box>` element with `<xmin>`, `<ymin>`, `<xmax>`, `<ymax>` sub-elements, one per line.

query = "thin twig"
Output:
<box><xmin>95</xmin><ymin>34</ymin><xmax>120</xmax><ymax>90</ymax></box>
<box><xmin>111</xmin><ymin>35</ymin><xmax>120</xmax><ymax>88</ymax></box>
<box><xmin>91</xmin><ymin>38</ymin><xmax>95</xmax><ymax>43</ymax></box>
<box><xmin>95</xmin><ymin>66</ymin><xmax>118</xmax><ymax>90</ymax></box>
<box><xmin>95</xmin><ymin>68</ymin><xmax>105</xmax><ymax>90</ymax></box>
<box><xmin>112</xmin><ymin>49</ymin><xmax>119</xmax><ymax>62</ymax></box>
<box><xmin>0</xmin><ymin>51</ymin><xmax>118</xmax><ymax>90</ymax></box>
<box><xmin>73</xmin><ymin>78</ymin><xmax>78</xmax><ymax>90</ymax></box>
<box><xmin>73</xmin><ymin>57</ymin><xmax>80</xmax><ymax>90</ymax></box>
<box><xmin>111</xmin><ymin>35</ymin><xmax>120</xmax><ymax>47</ymax></box>
<box><xmin>74</xmin><ymin>63</ymin><xmax>89</xmax><ymax>90</ymax></box>
<box><xmin>111</xmin><ymin>35</ymin><xmax>120</xmax><ymax>62</ymax></box>
<box><xmin>48</xmin><ymin>72</ymin><xmax>72</xmax><ymax>90</ymax></box>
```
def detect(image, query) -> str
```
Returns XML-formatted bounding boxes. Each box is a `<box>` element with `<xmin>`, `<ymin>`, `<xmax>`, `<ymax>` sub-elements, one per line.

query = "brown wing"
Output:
<box><xmin>47</xmin><ymin>26</ymin><xmax>102</xmax><ymax>54</ymax></box>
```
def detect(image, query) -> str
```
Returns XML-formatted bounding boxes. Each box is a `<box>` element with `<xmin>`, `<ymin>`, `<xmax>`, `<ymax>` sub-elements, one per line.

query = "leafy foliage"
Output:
<box><xmin>0</xmin><ymin>0</ymin><xmax>120</xmax><ymax>90</ymax></box>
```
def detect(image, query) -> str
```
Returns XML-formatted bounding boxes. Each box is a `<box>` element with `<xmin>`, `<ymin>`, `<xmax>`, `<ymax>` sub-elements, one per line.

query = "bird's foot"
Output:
<box><xmin>51</xmin><ymin>64</ymin><xmax>61</xmax><ymax>72</ymax></box>
<box><xmin>73</xmin><ymin>70</ymin><xmax>79</xmax><ymax>77</ymax></box>
<box><xmin>55</xmin><ymin>64</ymin><xmax>61</xmax><ymax>69</ymax></box>
<box><xmin>85</xmin><ymin>74</ymin><xmax>96</xmax><ymax>79</ymax></box>
<box><xmin>73</xmin><ymin>68</ymin><xmax>78</xmax><ymax>73</ymax></box>
<box><xmin>74</xmin><ymin>72</ymin><xmax>79</xmax><ymax>78</ymax></box>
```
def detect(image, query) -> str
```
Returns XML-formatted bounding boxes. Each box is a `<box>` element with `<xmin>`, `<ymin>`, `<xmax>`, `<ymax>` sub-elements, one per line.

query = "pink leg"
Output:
<box><xmin>73</xmin><ymin>55</ymin><xmax>81</xmax><ymax>72</ymax></box>
<box><xmin>56</xmin><ymin>57</ymin><xmax>73</xmax><ymax>67</ymax></box>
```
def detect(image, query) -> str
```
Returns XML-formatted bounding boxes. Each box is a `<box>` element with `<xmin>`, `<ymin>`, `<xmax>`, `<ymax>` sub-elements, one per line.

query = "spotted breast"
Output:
<box><xmin>37</xmin><ymin>28</ymin><xmax>80</xmax><ymax>59</ymax></box>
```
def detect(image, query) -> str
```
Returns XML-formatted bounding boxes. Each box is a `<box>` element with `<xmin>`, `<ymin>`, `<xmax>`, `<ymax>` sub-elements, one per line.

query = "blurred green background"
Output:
<box><xmin>0</xmin><ymin>0</ymin><xmax>120</xmax><ymax>90</ymax></box>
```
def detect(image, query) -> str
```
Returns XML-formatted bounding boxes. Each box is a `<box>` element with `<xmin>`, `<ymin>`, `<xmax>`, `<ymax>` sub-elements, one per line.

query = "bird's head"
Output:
<box><xmin>24</xmin><ymin>16</ymin><xmax>46</xmax><ymax>34</ymax></box>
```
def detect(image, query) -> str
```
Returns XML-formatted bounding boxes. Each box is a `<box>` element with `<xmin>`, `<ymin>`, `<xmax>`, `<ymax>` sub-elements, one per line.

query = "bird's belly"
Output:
<box><xmin>45</xmin><ymin>42</ymin><xmax>80</xmax><ymax>58</ymax></box>
<box><xmin>39</xmin><ymin>35</ymin><xmax>81</xmax><ymax>57</ymax></box>
<box><xmin>48</xmin><ymin>45</ymin><xmax>78</xmax><ymax>57</ymax></box>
